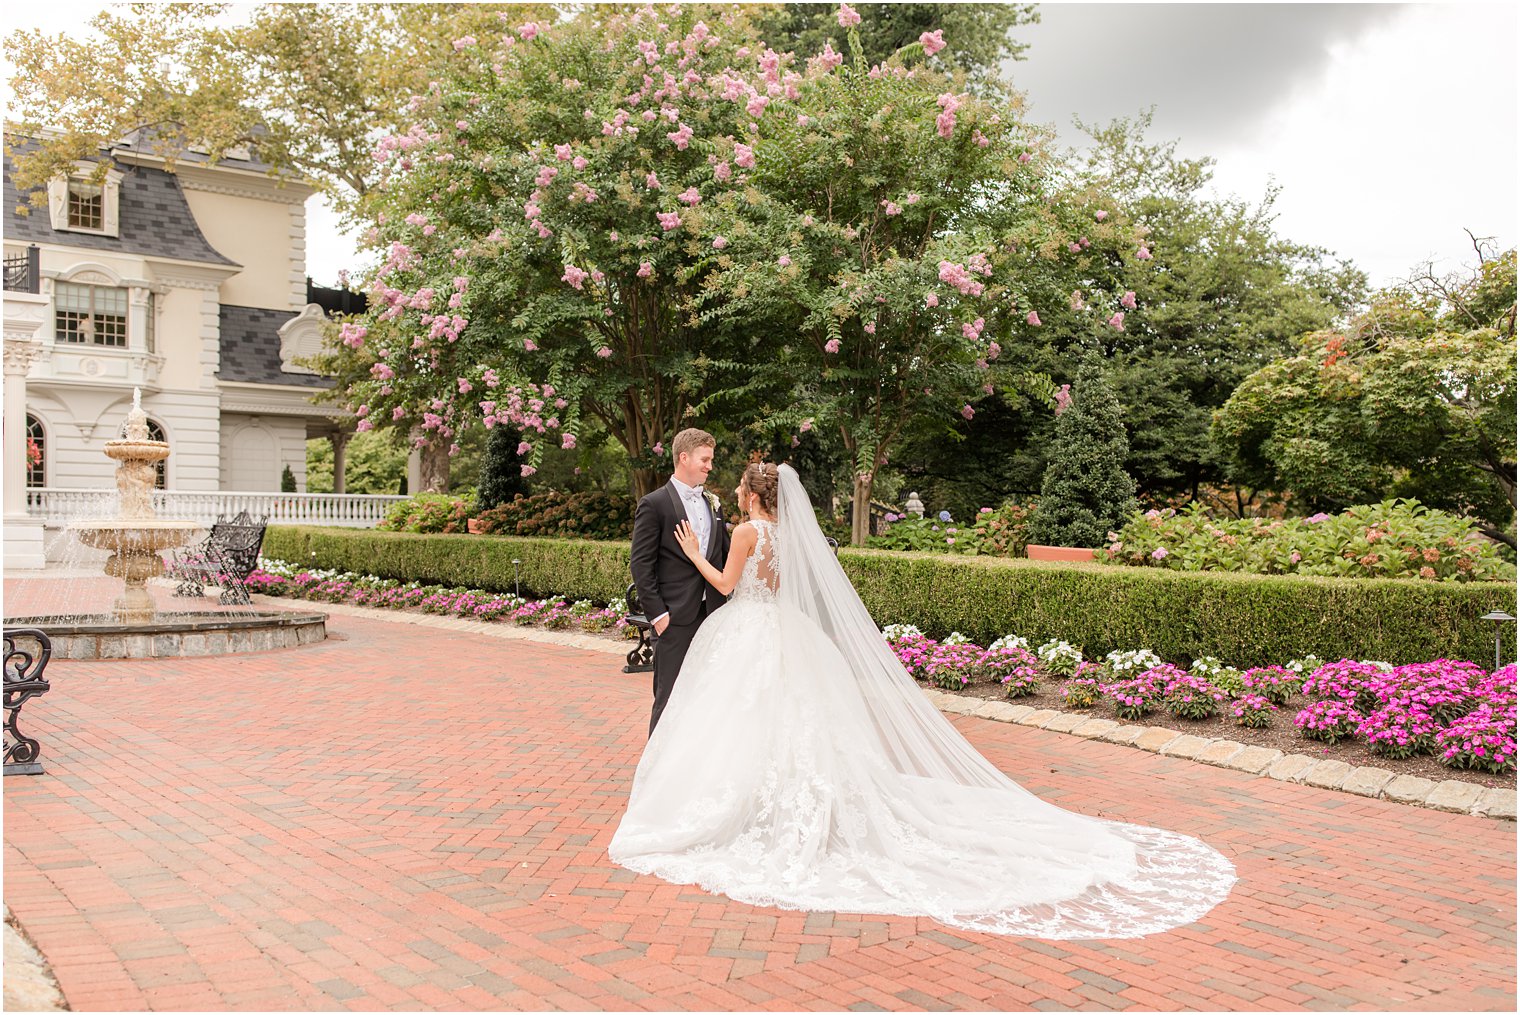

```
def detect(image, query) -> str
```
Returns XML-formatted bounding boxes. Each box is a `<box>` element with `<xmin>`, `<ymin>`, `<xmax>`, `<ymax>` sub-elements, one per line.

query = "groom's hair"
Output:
<box><xmin>672</xmin><ymin>428</ymin><xmax>716</xmax><ymax>464</ymax></box>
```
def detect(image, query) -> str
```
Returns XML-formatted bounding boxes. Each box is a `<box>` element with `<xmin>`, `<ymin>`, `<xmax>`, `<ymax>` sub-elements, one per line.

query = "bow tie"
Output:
<box><xmin>683</xmin><ymin>487</ymin><xmax>705</xmax><ymax>499</ymax></box>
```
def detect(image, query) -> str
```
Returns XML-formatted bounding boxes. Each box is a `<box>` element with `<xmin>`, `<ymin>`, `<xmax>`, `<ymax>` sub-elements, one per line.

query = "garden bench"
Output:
<box><xmin>620</xmin><ymin>538</ymin><xmax>839</xmax><ymax>674</ymax></box>
<box><xmin>170</xmin><ymin>509</ymin><xmax>269</xmax><ymax>606</ymax></box>
<box><xmin>4</xmin><ymin>628</ymin><xmax>52</xmax><ymax>776</ymax></box>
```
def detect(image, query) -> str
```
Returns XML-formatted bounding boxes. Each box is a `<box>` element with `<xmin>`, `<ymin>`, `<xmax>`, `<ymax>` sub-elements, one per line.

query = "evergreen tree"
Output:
<box><xmin>280</xmin><ymin>463</ymin><xmax>297</xmax><ymax>493</ymax></box>
<box><xmin>477</xmin><ymin>424</ymin><xmax>528</xmax><ymax>511</ymax></box>
<box><xmin>1027</xmin><ymin>360</ymin><xmax>1137</xmax><ymax>548</ymax></box>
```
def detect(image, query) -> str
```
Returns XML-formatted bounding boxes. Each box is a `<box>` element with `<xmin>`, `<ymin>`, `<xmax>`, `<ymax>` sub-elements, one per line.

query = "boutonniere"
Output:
<box><xmin>703</xmin><ymin>491</ymin><xmax>721</xmax><ymax>515</ymax></box>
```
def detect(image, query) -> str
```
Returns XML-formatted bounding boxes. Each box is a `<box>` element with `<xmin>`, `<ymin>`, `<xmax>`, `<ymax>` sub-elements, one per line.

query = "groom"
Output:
<box><xmin>629</xmin><ymin>428</ymin><xmax>731</xmax><ymax>736</ymax></box>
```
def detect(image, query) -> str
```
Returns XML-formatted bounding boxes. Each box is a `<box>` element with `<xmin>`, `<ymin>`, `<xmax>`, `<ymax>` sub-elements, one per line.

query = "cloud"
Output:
<box><xmin>1006</xmin><ymin>3</ymin><xmax>1406</xmax><ymax>147</ymax></box>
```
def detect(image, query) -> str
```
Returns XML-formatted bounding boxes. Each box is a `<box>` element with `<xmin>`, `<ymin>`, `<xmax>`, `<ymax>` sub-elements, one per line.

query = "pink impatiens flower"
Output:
<box><xmin>920</xmin><ymin>29</ymin><xmax>946</xmax><ymax>56</ymax></box>
<box><xmin>837</xmin><ymin>3</ymin><xmax>861</xmax><ymax>28</ymax></box>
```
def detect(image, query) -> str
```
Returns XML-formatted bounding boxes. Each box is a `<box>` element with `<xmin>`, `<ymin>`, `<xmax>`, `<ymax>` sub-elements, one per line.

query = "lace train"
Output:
<box><xmin>609</xmin><ymin>586</ymin><xmax>1237</xmax><ymax>939</ymax></box>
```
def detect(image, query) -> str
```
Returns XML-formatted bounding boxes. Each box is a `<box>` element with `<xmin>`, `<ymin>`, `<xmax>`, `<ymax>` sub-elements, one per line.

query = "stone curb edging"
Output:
<box><xmin>925</xmin><ymin>689</ymin><xmax>1517</xmax><ymax>823</ymax></box>
<box><xmin>250</xmin><ymin>595</ymin><xmax>1517</xmax><ymax>824</ymax></box>
<box><xmin>3</xmin><ymin>905</ymin><xmax>66</xmax><ymax>1013</ymax></box>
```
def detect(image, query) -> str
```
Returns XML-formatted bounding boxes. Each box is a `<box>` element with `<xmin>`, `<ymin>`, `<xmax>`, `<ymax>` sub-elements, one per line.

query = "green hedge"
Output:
<box><xmin>264</xmin><ymin>526</ymin><xmax>1515</xmax><ymax>667</ymax></box>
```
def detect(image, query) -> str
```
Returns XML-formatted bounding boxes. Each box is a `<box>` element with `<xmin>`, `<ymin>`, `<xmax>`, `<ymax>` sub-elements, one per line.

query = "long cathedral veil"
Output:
<box><xmin>772</xmin><ymin>463</ymin><xmax>1237</xmax><ymax>937</ymax></box>
<box><xmin>776</xmin><ymin>463</ymin><xmax>1044</xmax><ymax>789</ymax></box>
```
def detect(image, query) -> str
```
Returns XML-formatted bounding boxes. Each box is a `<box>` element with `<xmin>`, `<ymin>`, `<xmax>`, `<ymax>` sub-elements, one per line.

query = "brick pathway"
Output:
<box><xmin>3</xmin><ymin>596</ymin><xmax>1515</xmax><ymax>1011</ymax></box>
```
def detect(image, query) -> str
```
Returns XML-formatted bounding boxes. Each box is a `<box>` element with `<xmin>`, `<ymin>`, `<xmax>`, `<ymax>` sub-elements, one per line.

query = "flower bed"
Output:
<box><xmin>884</xmin><ymin>624</ymin><xmax>1517</xmax><ymax>787</ymax></box>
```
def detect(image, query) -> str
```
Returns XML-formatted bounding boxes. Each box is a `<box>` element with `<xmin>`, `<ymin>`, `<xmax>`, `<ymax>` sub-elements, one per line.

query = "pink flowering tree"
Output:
<box><xmin>692</xmin><ymin>10</ymin><xmax>1149</xmax><ymax>543</ymax></box>
<box><xmin>326</xmin><ymin>6</ymin><xmax>792</xmax><ymax>496</ymax></box>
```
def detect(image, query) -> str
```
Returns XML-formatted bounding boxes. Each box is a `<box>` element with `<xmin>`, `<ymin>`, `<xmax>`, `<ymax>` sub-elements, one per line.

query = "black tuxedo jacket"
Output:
<box><xmin>630</xmin><ymin>481</ymin><xmax>731</xmax><ymax>627</ymax></box>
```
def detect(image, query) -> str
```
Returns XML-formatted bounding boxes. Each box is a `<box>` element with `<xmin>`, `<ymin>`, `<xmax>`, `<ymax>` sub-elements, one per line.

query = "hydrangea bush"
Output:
<box><xmin>1100</xmin><ymin>499</ymin><xmax>1514</xmax><ymax>582</ymax></box>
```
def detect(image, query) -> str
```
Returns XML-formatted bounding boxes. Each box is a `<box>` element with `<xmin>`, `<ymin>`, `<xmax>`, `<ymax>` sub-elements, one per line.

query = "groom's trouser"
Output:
<box><xmin>649</xmin><ymin>599</ymin><xmax>712</xmax><ymax>737</ymax></box>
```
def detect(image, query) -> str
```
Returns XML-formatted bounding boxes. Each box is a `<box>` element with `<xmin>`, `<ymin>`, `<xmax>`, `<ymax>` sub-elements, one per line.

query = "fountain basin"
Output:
<box><xmin>70</xmin><ymin>519</ymin><xmax>203</xmax><ymax>552</ymax></box>
<box><xmin>4</xmin><ymin>611</ymin><xmax>328</xmax><ymax>660</ymax></box>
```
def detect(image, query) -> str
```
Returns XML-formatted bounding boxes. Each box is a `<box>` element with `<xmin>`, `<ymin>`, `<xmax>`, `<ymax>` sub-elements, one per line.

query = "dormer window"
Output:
<box><xmin>47</xmin><ymin>164</ymin><xmax>122</xmax><ymax>237</ymax></box>
<box><xmin>67</xmin><ymin>180</ymin><xmax>104</xmax><ymax>229</ymax></box>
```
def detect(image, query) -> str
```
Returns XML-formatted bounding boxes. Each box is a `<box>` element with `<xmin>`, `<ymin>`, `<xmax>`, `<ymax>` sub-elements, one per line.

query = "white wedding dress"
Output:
<box><xmin>608</xmin><ymin>466</ymin><xmax>1235</xmax><ymax>938</ymax></box>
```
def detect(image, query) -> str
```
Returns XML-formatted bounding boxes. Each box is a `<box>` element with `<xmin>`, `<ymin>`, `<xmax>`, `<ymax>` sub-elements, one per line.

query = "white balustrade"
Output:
<box><xmin>25</xmin><ymin>488</ymin><xmax>407</xmax><ymax>529</ymax></box>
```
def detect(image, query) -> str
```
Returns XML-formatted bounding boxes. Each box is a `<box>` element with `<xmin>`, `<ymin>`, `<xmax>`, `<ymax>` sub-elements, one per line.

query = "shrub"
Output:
<box><xmin>1437</xmin><ymin>704</ymin><xmax>1517</xmax><ymax>775</ymax></box>
<box><xmin>1164</xmin><ymin>671</ymin><xmax>1229</xmax><ymax>720</ymax></box>
<box><xmin>925</xmin><ymin>641</ymin><xmax>984</xmax><ymax>690</ymax></box>
<box><xmin>265</xmin><ymin>527</ymin><xmax>1516</xmax><ymax>667</ymax></box>
<box><xmin>1294</xmin><ymin>700</ymin><xmax>1362</xmax><ymax>744</ymax></box>
<box><xmin>473</xmin><ymin>490</ymin><xmax>633</xmax><ymax>540</ymax></box>
<box><xmin>1231</xmin><ymin>694</ymin><xmax>1277</xmax><ymax>729</ymax></box>
<box><xmin>977</xmin><ymin>646</ymin><xmax>1040</xmax><ymax>696</ymax></box>
<box><xmin>1100</xmin><ymin>499</ymin><xmax>1514</xmax><ymax>582</ymax></box>
<box><xmin>477</xmin><ymin>423</ymin><xmax>529</xmax><ymax>510</ymax></box>
<box><xmin>379</xmin><ymin>492</ymin><xmax>476</xmax><ymax>533</ymax></box>
<box><xmin>1063</xmin><ymin>675</ymin><xmax>1101</xmax><ymax>709</ymax></box>
<box><xmin>1026</xmin><ymin>359</ymin><xmax>1137</xmax><ymax>549</ymax></box>
<box><xmin>869</xmin><ymin>502</ymin><xmax>1035</xmax><ymax>557</ymax></box>
<box><xmin>1241</xmin><ymin>666</ymin><xmax>1299</xmax><ymax>706</ymax></box>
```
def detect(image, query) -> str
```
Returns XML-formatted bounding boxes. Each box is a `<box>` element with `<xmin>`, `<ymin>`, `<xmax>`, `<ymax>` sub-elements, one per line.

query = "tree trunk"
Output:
<box><xmin>850</xmin><ymin>471</ymin><xmax>874</xmax><ymax>546</ymax></box>
<box><xmin>630</xmin><ymin>467</ymin><xmax>668</xmax><ymax>501</ymax></box>
<box><xmin>419</xmin><ymin>440</ymin><xmax>450</xmax><ymax>493</ymax></box>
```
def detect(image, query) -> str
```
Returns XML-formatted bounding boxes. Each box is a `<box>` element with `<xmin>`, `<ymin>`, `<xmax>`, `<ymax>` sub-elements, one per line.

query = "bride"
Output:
<box><xmin>608</xmin><ymin>462</ymin><xmax>1235</xmax><ymax>938</ymax></box>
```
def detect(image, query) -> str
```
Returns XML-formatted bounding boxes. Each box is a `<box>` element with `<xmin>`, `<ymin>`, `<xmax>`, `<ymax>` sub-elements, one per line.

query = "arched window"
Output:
<box><xmin>25</xmin><ymin>414</ymin><xmax>45</xmax><ymax>488</ymax></box>
<box><xmin>145</xmin><ymin>419</ymin><xmax>167</xmax><ymax>489</ymax></box>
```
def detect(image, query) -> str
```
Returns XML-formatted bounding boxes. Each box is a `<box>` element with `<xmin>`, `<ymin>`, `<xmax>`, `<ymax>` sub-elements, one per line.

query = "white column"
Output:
<box><xmin>3</xmin><ymin>290</ymin><xmax>50</xmax><ymax>569</ymax></box>
<box><xmin>331</xmin><ymin>431</ymin><xmax>350</xmax><ymax>495</ymax></box>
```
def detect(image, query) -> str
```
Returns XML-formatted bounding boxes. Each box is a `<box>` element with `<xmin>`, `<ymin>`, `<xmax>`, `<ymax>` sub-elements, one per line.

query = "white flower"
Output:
<box><xmin>882</xmin><ymin>623</ymin><xmax>924</xmax><ymax>641</ymax></box>
<box><xmin>943</xmin><ymin>631</ymin><xmax>972</xmax><ymax>645</ymax></box>
<box><xmin>988</xmin><ymin>634</ymin><xmax>1030</xmax><ymax>653</ymax></box>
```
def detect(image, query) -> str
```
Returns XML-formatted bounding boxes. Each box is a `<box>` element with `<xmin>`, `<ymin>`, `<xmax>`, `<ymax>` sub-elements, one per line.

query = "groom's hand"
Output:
<box><xmin>652</xmin><ymin>613</ymin><xmax>670</xmax><ymax>636</ymax></box>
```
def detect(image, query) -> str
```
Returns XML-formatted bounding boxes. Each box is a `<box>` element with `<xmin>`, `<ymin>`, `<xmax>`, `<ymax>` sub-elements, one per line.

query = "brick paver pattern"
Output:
<box><xmin>3</xmin><ymin>592</ymin><xmax>1515</xmax><ymax>1011</ymax></box>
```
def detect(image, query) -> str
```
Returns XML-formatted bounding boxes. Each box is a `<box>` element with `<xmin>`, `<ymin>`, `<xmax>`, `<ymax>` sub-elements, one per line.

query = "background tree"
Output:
<box><xmin>892</xmin><ymin>112</ymin><xmax>1365</xmax><ymax>518</ymax></box>
<box><xmin>1214</xmin><ymin>247</ymin><xmax>1516</xmax><ymax>545</ymax></box>
<box><xmin>5</xmin><ymin>2</ymin><xmax>553</xmax><ymax>221</ymax></box>
<box><xmin>304</xmin><ymin>430</ymin><xmax>410</xmax><ymax>494</ymax></box>
<box><xmin>476</xmin><ymin>423</ymin><xmax>528</xmax><ymax>511</ymax></box>
<box><xmin>1026</xmin><ymin>358</ymin><xmax>1137</xmax><ymax>548</ymax></box>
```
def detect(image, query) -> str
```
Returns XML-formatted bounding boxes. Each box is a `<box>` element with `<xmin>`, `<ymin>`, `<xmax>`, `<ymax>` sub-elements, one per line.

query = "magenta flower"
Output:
<box><xmin>837</xmin><ymin>3</ymin><xmax>861</xmax><ymax>28</ymax></box>
<box><xmin>1137</xmin><ymin>245</ymin><xmax>1153</xmax><ymax>260</ymax></box>
<box><xmin>778</xmin><ymin>255</ymin><xmax>792</xmax><ymax>267</ymax></box>
<box><xmin>596</xmin><ymin>347</ymin><xmax>613</xmax><ymax>359</ymax></box>
<box><xmin>919</xmin><ymin>29</ymin><xmax>946</xmax><ymax>56</ymax></box>
<box><xmin>554</xmin><ymin>143</ymin><xmax>572</xmax><ymax>161</ymax></box>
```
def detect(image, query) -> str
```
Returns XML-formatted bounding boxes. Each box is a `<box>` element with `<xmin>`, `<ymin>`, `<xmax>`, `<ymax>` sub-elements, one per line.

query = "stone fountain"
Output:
<box><xmin>71</xmin><ymin>389</ymin><xmax>201</xmax><ymax>624</ymax></box>
<box><xmin>4</xmin><ymin>389</ymin><xmax>327</xmax><ymax>659</ymax></box>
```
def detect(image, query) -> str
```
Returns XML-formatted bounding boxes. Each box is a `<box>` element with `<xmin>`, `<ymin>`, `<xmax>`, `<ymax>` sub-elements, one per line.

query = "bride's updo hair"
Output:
<box><xmin>743</xmin><ymin>462</ymin><xmax>780</xmax><ymax>515</ymax></box>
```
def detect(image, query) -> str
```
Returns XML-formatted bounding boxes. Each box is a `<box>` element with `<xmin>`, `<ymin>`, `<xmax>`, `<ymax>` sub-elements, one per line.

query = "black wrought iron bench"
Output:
<box><xmin>621</xmin><ymin>582</ymin><xmax>655</xmax><ymax>674</ymax></box>
<box><xmin>170</xmin><ymin>509</ymin><xmax>269</xmax><ymax>606</ymax></box>
<box><xmin>5</xmin><ymin>628</ymin><xmax>52</xmax><ymax>776</ymax></box>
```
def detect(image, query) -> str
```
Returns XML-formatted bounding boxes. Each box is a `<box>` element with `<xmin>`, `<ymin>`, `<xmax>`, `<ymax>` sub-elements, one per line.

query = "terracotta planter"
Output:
<box><xmin>466</xmin><ymin>518</ymin><xmax>484</xmax><ymax>535</ymax></box>
<box><xmin>1025</xmin><ymin>543</ymin><xmax>1098</xmax><ymax>563</ymax></box>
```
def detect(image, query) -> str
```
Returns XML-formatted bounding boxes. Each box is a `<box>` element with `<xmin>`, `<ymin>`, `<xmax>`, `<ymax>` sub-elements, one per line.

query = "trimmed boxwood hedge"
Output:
<box><xmin>264</xmin><ymin>526</ymin><xmax>1516</xmax><ymax>668</ymax></box>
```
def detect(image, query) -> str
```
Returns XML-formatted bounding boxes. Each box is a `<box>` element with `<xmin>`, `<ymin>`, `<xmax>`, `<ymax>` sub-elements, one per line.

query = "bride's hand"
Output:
<box><xmin>673</xmin><ymin>520</ymin><xmax>701</xmax><ymax>560</ymax></box>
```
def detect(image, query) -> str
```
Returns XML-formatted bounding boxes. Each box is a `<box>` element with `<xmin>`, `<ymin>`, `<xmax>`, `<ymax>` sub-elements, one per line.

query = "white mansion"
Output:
<box><xmin>3</xmin><ymin>130</ymin><xmax>393</xmax><ymax>567</ymax></box>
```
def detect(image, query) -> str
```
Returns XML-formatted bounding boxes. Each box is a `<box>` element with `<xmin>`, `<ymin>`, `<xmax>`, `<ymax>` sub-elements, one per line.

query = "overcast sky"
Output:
<box><xmin>5</xmin><ymin>2</ymin><xmax>1516</xmax><ymax>290</ymax></box>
